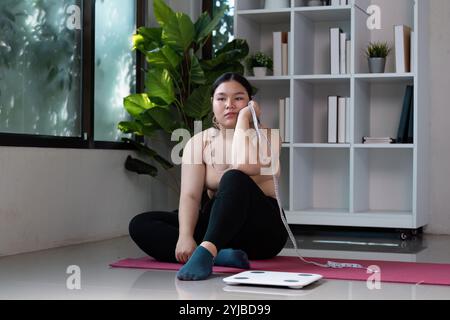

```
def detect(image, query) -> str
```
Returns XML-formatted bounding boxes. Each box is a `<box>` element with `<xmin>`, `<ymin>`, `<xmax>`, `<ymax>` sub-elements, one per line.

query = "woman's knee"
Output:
<box><xmin>218</xmin><ymin>169</ymin><xmax>253</xmax><ymax>191</ymax></box>
<box><xmin>128</xmin><ymin>212</ymin><xmax>160</xmax><ymax>239</ymax></box>
<box><xmin>128</xmin><ymin>213</ymin><xmax>145</xmax><ymax>239</ymax></box>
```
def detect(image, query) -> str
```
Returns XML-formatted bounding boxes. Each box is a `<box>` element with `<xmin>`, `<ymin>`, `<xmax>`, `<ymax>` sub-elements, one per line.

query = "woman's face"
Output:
<box><xmin>212</xmin><ymin>80</ymin><xmax>250</xmax><ymax>129</ymax></box>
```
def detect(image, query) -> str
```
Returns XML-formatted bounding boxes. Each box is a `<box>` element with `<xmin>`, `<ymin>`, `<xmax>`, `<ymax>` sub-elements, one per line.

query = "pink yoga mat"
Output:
<box><xmin>110</xmin><ymin>256</ymin><xmax>450</xmax><ymax>286</ymax></box>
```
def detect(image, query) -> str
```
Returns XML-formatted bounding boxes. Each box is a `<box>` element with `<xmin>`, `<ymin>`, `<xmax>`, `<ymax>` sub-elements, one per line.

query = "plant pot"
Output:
<box><xmin>264</xmin><ymin>0</ymin><xmax>290</xmax><ymax>10</ymax></box>
<box><xmin>368</xmin><ymin>57</ymin><xmax>386</xmax><ymax>73</ymax></box>
<box><xmin>253</xmin><ymin>67</ymin><xmax>268</xmax><ymax>77</ymax></box>
<box><xmin>306</xmin><ymin>0</ymin><xmax>324</xmax><ymax>6</ymax></box>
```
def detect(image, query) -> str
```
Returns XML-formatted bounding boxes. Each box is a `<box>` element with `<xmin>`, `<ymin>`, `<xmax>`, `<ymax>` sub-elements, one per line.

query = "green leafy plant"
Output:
<box><xmin>119</xmin><ymin>0</ymin><xmax>249</xmax><ymax>195</ymax></box>
<box><xmin>245</xmin><ymin>52</ymin><xmax>273</xmax><ymax>71</ymax></box>
<box><xmin>365</xmin><ymin>42</ymin><xmax>392</xmax><ymax>58</ymax></box>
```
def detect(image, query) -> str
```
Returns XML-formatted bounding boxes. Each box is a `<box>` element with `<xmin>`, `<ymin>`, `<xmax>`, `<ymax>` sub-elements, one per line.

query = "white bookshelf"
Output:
<box><xmin>235</xmin><ymin>0</ymin><xmax>430</xmax><ymax>233</ymax></box>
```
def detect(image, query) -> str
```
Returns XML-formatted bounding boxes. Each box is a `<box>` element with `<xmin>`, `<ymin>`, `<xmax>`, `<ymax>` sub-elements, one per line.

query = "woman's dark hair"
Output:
<box><xmin>211</xmin><ymin>73</ymin><xmax>253</xmax><ymax>99</ymax></box>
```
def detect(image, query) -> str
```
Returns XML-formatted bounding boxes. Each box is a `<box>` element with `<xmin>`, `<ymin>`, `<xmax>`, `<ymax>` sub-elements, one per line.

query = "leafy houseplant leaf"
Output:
<box><xmin>184</xmin><ymin>86</ymin><xmax>213</xmax><ymax>120</ymax></box>
<box><xmin>146</xmin><ymin>45</ymin><xmax>181</xmax><ymax>70</ymax></box>
<box><xmin>125</xmin><ymin>156</ymin><xmax>158</xmax><ymax>177</ymax></box>
<box><xmin>161</xmin><ymin>12</ymin><xmax>195</xmax><ymax>53</ymax></box>
<box><xmin>153</xmin><ymin>0</ymin><xmax>175</xmax><ymax>28</ymax></box>
<box><xmin>201</xmin><ymin>39</ymin><xmax>249</xmax><ymax>70</ymax></box>
<box><xmin>153</xmin><ymin>0</ymin><xmax>195</xmax><ymax>52</ymax></box>
<box><xmin>195</xmin><ymin>5</ymin><xmax>227</xmax><ymax>44</ymax></box>
<box><xmin>189</xmin><ymin>53</ymin><xmax>206</xmax><ymax>85</ymax></box>
<box><xmin>145</xmin><ymin>68</ymin><xmax>175</xmax><ymax>106</ymax></box>
<box><xmin>122</xmin><ymin>138</ymin><xmax>174</xmax><ymax>170</ymax></box>
<box><xmin>143</xmin><ymin>107</ymin><xmax>177</xmax><ymax>133</ymax></box>
<box><xmin>133</xmin><ymin>27</ymin><xmax>163</xmax><ymax>52</ymax></box>
<box><xmin>124</xmin><ymin>93</ymin><xmax>153</xmax><ymax>118</ymax></box>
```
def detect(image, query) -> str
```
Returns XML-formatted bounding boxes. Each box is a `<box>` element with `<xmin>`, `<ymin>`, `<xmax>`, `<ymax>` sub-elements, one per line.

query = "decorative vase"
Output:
<box><xmin>368</xmin><ymin>57</ymin><xmax>386</xmax><ymax>73</ymax></box>
<box><xmin>253</xmin><ymin>67</ymin><xmax>268</xmax><ymax>77</ymax></box>
<box><xmin>306</xmin><ymin>0</ymin><xmax>323</xmax><ymax>6</ymax></box>
<box><xmin>264</xmin><ymin>0</ymin><xmax>290</xmax><ymax>10</ymax></box>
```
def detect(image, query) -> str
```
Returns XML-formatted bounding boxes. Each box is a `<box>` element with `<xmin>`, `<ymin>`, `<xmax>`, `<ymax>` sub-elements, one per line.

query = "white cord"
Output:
<box><xmin>248</xmin><ymin>102</ymin><xmax>378</xmax><ymax>273</ymax></box>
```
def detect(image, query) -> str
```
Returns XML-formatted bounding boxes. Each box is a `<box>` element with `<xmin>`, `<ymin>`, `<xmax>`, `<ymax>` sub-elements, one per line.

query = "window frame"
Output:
<box><xmin>0</xmin><ymin>0</ymin><xmax>147</xmax><ymax>150</ymax></box>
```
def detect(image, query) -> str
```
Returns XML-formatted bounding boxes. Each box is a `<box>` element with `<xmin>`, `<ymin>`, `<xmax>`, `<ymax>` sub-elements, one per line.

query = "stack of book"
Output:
<box><xmin>363</xmin><ymin>137</ymin><xmax>396</xmax><ymax>144</ymax></box>
<box><xmin>330</xmin><ymin>28</ymin><xmax>351</xmax><ymax>75</ymax></box>
<box><xmin>273</xmin><ymin>31</ymin><xmax>290</xmax><ymax>76</ymax></box>
<box><xmin>279</xmin><ymin>97</ymin><xmax>290</xmax><ymax>143</ymax></box>
<box><xmin>330</xmin><ymin>0</ymin><xmax>350</xmax><ymax>5</ymax></box>
<box><xmin>328</xmin><ymin>96</ymin><xmax>350</xmax><ymax>144</ymax></box>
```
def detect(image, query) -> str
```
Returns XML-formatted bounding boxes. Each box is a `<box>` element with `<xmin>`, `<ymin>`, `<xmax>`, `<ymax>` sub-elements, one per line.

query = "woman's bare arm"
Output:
<box><xmin>178</xmin><ymin>132</ymin><xmax>206</xmax><ymax>237</ymax></box>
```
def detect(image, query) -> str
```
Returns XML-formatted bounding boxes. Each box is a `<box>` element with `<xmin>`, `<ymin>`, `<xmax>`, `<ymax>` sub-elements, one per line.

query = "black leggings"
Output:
<box><xmin>129</xmin><ymin>170</ymin><xmax>288</xmax><ymax>263</ymax></box>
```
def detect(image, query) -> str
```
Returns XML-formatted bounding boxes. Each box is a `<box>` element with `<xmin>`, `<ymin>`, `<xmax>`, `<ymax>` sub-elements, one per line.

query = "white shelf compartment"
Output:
<box><xmin>293</xmin><ymin>6</ymin><xmax>351</xmax><ymax>75</ymax></box>
<box><xmin>235</xmin><ymin>10</ymin><xmax>291</xmax><ymax>24</ymax></box>
<box><xmin>354</xmin><ymin>77</ymin><xmax>414</xmax><ymax>145</ymax></box>
<box><xmin>236</xmin><ymin>0</ymin><xmax>291</xmax><ymax>11</ymax></box>
<box><xmin>353</xmin><ymin>148</ymin><xmax>413</xmax><ymax>218</ymax></box>
<box><xmin>293</xmin><ymin>5</ymin><xmax>351</xmax><ymax>21</ymax></box>
<box><xmin>291</xmin><ymin>147</ymin><xmax>350</xmax><ymax>213</ymax></box>
<box><xmin>293</xmin><ymin>77</ymin><xmax>350</xmax><ymax>143</ymax></box>
<box><xmin>235</xmin><ymin>10</ymin><xmax>291</xmax><ymax>77</ymax></box>
<box><xmin>354</xmin><ymin>0</ymin><xmax>415</xmax><ymax>74</ymax></box>
<box><xmin>248</xmin><ymin>78</ymin><xmax>291</xmax><ymax>130</ymax></box>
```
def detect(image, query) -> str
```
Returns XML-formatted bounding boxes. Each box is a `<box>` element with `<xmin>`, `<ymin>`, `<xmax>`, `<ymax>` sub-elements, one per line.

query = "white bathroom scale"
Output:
<box><xmin>223</xmin><ymin>271</ymin><xmax>323</xmax><ymax>289</ymax></box>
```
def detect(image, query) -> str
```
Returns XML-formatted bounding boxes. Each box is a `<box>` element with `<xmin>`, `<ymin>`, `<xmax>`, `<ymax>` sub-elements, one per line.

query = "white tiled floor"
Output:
<box><xmin>1</xmin><ymin>233</ymin><xmax>450</xmax><ymax>300</ymax></box>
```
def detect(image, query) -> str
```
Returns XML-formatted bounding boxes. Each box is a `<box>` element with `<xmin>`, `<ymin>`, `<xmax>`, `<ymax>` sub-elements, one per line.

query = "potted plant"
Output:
<box><xmin>119</xmin><ymin>0</ymin><xmax>249</xmax><ymax>195</ymax></box>
<box><xmin>365</xmin><ymin>42</ymin><xmax>392</xmax><ymax>73</ymax></box>
<box><xmin>246</xmin><ymin>52</ymin><xmax>273</xmax><ymax>77</ymax></box>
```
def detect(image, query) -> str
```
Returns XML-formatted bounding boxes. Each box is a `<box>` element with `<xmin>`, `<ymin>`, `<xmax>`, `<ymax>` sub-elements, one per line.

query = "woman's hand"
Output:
<box><xmin>175</xmin><ymin>235</ymin><xmax>198</xmax><ymax>264</ymax></box>
<box><xmin>239</xmin><ymin>100</ymin><xmax>262</xmax><ymax>123</ymax></box>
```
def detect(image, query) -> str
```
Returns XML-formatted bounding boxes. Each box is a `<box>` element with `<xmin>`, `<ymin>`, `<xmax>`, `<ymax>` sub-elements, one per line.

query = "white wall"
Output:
<box><xmin>0</xmin><ymin>147</ymin><xmax>180</xmax><ymax>257</ymax></box>
<box><xmin>427</xmin><ymin>0</ymin><xmax>450</xmax><ymax>235</ymax></box>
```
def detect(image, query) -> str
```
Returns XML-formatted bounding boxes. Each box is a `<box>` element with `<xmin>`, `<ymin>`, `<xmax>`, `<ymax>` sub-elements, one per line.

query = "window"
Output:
<box><xmin>0</xmin><ymin>0</ymin><xmax>82</xmax><ymax>137</ymax></box>
<box><xmin>212</xmin><ymin>0</ymin><xmax>234</xmax><ymax>55</ymax></box>
<box><xmin>0</xmin><ymin>0</ymin><xmax>145</xmax><ymax>148</ymax></box>
<box><xmin>94</xmin><ymin>0</ymin><xmax>136</xmax><ymax>142</ymax></box>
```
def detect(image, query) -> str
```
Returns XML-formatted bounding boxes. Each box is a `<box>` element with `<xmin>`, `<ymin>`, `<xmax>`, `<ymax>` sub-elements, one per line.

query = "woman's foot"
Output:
<box><xmin>176</xmin><ymin>246</ymin><xmax>214</xmax><ymax>281</ymax></box>
<box><xmin>214</xmin><ymin>249</ymin><xmax>250</xmax><ymax>269</ymax></box>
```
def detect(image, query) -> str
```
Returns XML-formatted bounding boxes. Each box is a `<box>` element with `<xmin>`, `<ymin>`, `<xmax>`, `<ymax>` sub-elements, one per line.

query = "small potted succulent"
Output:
<box><xmin>246</xmin><ymin>52</ymin><xmax>273</xmax><ymax>77</ymax></box>
<box><xmin>365</xmin><ymin>42</ymin><xmax>392</xmax><ymax>73</ymax></box>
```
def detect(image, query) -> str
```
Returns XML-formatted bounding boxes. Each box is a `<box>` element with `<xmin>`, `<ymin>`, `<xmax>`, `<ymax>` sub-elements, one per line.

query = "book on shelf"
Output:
<box><xmin>279</xmin><ymin>99</ymin><xmax>285</xmax><ymax>142</ymax></box>
<box><xmin>340</xmin><ymin>32</ymin><xmax>347</xmax><ymax>75</ymax></box>
<box><xmin>346</xmin><ymin>40</ymin><xmax>351</xmax><ymax>74</ymax></box>
<box><xmin>285</xmin><ymin>97</ymin><xmax>291</xmax><ymax>142</ymax></box>
<box><xmin>330</xmin><ymin>28</ymin><xmax>350</xmax><ymax>75</ymax></box>
<box><xmin>362</xmin><ymin>137</ymin><xmax>396</xmax><ymax>144</ymax></box>
<box><xmin>395</xmin><ymin>25</ymin><xmax>412</xmax><ymax>73</ymax></box>
<box><xmin>407</xmin><ymin>87</ymin><xmax>414</xmax><ymax>143</ymax></box>
<box><xmin>328</xmin><ymin>96</ymin><xmax>350</xmax><ymax>144</ymax></box>
<box><xmin>328</xmin><ymin>96</ymin><xmax>338</xmax><ymax>143</ymax></box>
<box><xmin>338</xmin><ymin>97</ymin><xmax>346</xmax><ymax>144</ymax></box>
<box><xmin>345</xmin><ymin>97</ymin><xmax>351</xmax><ymax>143</ymax></box>
<box><xmin>331</xmin><ymin>0</ymin><xmax>348</xmax><ymax>5</ymax></box>
<box><xmin>273</xmin><ymin>31</ymin><xmax>290</xmax><ymax>76</ymax></box>
<box><xmin>279</xmin><ymin>97</ymin><xmax>290</xmax><ymax>143</ymax></box>
<box><xmin>330</xmin><ymin>28</ymin><xmax>342</xmax><ymax>75</ymax></box>
<box><xmin>410</xmin><ymin>31</ymin><xmax>415</xmax><ymax>73</ymax></box>
<box><xmin>397</xmin><ymin>85</ymin><xmax>414</xmax><ymax>144</ymax></box>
